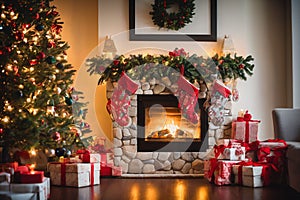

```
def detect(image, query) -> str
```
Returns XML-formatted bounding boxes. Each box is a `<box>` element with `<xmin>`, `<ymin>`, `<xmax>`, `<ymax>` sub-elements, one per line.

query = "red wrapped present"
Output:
<box><xmin>101</xmin><ymin>163</ymin><xmax>112</xmax><ymax>177</ymax></box>
<box><xmin>48</xmin><ymin>162</ymin><xmax>100</xmax><ymax>187</ymax></box>
<box><xmin>232</xmin><ymin>111</ymin><xmax>260</xmax><ymax>143</ymax></box>
<box><xmin>204</xmin><ymin>158</ymin><xmax>241</xmax><ymax>185</ymax></box>
<box><xmin>256</xmin><ymin>139</ymin><xmax>288</xmax><ymax>183</ymax></box>
<box><xmin>100</xmin><ymin>153</ymin><xmax>114</xmax><ymax>165</ymax></box>
<box><xmin>214</xmin><ymin>160</ymin><xmax>241</xmax><ymax>185</ymax></box>
<box><xmin>0</xmin><ymin>162</ymin><xmax>18</xmax><ymax>172</ymax></box>
<box><xmin>112</xmin><ymin>166</ymin><xmax>122</xmax><ymax>176</ymax></box>
<box><xmin>76</xmin><ymin>149</ymin><xmax>100</xmax><ymax>163</ymax></box>
<box><xmin>14</xmin><ymin>170</ymin><xmax>44</xmax><ymax>184</ymax></box>
<box><xmin>216</xmin><ymin>139</ymin><xmax>242</xmax><ymax>148</ymax></box>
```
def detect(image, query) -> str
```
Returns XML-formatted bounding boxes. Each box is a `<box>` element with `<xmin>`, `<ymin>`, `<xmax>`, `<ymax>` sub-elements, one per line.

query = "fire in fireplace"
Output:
<box><xmin>137</xmin><ymin>95</ymin><xmax>208</xmax><ymax>152</ymax></box>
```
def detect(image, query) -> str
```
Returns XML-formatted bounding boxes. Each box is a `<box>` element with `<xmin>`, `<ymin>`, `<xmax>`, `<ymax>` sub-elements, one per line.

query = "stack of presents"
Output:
<box><xmin>0</xmin><ymin>162</ymin><xmax>50</xmax><ymax>200</ymax></box>
<box><xmin>204</xmin><ymin>111</ymin><xmax>288</xmax><ymax>187</ymax></box>
<box><xmin>0</xmin><ymin>138</ymin><xmax>122</xmax><ymax>199</ymax></box>
<box><xmin>48</xmin><ymin>148</ymin><xmax>122</xmax><ymax>188</ymax></box>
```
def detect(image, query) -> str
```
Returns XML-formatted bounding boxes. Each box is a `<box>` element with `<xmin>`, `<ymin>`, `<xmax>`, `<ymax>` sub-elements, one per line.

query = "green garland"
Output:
<box><xmin>86</xmin><ymin>48</ymin><xmax>255</xmax><ymax>85</ymax></box>
<box><xmin>149</xmin><ymin>0</ymin><xmax>195</xmax><ymax>31</ymax></box>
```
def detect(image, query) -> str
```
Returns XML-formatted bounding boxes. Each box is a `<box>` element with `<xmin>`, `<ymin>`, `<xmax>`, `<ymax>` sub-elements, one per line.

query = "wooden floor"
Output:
<box><xmin>50</xmin><ymin>177</ymin><xmax>300</xmax><ymax>200</ymax></box>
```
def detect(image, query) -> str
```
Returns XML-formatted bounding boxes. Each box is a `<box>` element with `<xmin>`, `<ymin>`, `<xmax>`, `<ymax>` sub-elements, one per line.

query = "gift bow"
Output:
<box><xmin>76</xmin><ymin>149</ymin><xmax>90</xmax><ymax>155</ymax></box>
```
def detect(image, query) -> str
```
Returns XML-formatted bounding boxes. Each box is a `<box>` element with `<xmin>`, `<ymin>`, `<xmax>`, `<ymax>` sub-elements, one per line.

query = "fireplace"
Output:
<box><xmin>137</xmin><ymin>94</ymin><xmax>208</xmax><ymax>152</ymax></box>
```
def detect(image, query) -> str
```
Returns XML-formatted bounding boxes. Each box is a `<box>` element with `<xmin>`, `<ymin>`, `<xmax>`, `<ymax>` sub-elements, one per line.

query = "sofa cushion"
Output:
<box><xmin>286</xmin><ymin>141</ymin><xmax>300</xmax><ymax>163</ymax></box>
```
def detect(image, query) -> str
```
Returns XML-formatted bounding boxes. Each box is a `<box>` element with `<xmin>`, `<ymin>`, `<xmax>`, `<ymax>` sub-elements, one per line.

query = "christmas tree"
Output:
<box><xmin>0</xmin><ymin>0</ymin><xmax>91</xmax><ymax>160</ymax></box>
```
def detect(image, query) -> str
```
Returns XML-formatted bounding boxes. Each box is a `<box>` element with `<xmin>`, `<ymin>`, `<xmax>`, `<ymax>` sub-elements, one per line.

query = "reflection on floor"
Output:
<box><xmin>50</xmin><ymin>177</ymin><xmax>300</xmax><ymax>200</ymax></box>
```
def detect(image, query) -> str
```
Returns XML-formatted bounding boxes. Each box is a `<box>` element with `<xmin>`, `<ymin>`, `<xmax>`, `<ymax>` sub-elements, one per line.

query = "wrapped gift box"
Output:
<box><xmin>14</xmin><ymin>171</ymin><xmax>44</xmax><ymax>184</ymax></box>
<box><xmin>101</xmin><ymin>163</ymin><xmax>112</xmax><ymax>177</ymax></box>
<box><xmin>0</xmin><ymin>177</ymin><xmax>50</xmax><ymax>200</ymax></box>
<box><xmin>204</xmin><ymin>158</ymin><xmax>241</xmax><ymax>185</ymax></box>
<box><xmin>217</xmin><ymin>139</ymin><xmax>242</xmax><ymax>148</ymax></box>
<box><xmin>77</xmin><ymin>150</ymin><xmax>101</xmax><ymax>163</ymax></box>
<box><xmin>48</xmin><ymin>162</ymin><xmax>100</xmax><ymax>187</ymax></box>
<box><xmin>0</xmin><ymin>162</ymin><xmax>18</xmax><ymax>172</ymax></box>
<box><xmin>214</xmin><ymin>160</ymin><xmax>241</xmax><ymax>185</ymax></box>
<box><xmin>214</xmin><ymin>145</ymin><xmax>246</xmax><ymax>161</ymax></box>
<box><xmin>100</xmin><ymin>153</ymin><xmax>114</xmax><ymax>165</ymax></box>
<box><xmin>222</xmin><ymin>147</ymin><xmax>246</xmax><ymax>161</ymax></box>
<box><xmin>232</xmin><ymin>120</ymin><xmax>260</xmax><ymax>143</ymax></box>
<box><xmin>232</xmin><ymin>164</ymin><xmax>271</xmax><ymax>187</ymax></box>
<box><xmin>112</xmin><ymin>166</ymin><xmax>122</xmax><ymax>176</ymax></box>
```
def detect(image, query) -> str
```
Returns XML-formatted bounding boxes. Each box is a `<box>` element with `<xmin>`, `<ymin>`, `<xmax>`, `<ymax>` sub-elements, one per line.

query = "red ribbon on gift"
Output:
<box><xmin>207</xmin><ymin>158</ymin><xmax>218</xmax><ymax>180</ymax></box>
<box><xmin>214</xmin><ymin>145</ymin><xmax>226</xmax><ymax>158</ymax></box>
<box><xmin>61</xmin><ymin>163</ymin><xmax>66</xmax><ymax>186</ymax></box>
<box><xmin>237</xmin><ymin>161</ymin><xmax>277</xmax><ymax>186</ymax></box>
<box><xmin>91</xmin><ymin>163</ymin><xmax>94</xmax><ymax>185</ymax></box>
<box><xmin>236</xmin><ymin>111</ymin><xmax>260</xmax><ymax>143</ymax></box>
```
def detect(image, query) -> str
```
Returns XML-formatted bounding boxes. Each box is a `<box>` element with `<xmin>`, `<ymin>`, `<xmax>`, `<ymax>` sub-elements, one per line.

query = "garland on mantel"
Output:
<box><xmin>86</xmin><ymin>48</ymin><xmax>255</xmax><ymax>85</ymax></box>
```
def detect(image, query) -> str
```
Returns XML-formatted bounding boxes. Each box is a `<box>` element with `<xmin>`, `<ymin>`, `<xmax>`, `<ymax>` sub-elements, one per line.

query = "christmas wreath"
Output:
<box><xmin>149</xmin><ymin>0</ymin><xmax>196</xmax><ymax>31</ymax></box>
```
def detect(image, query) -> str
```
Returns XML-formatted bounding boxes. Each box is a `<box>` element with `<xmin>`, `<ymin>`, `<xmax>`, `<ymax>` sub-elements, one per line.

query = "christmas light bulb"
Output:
<box><xmin>23</xmin><ymin>38</ymin><xmax>28</xmax><ymax>43</ymax></box>
<box><xmin>17</xmin><ymin>50</ymin><xmax>21</xmax><ymax>54</ymax></box>
<box><xmin>7</xmin><ymin>105</ymin><xmax>13</xmax><ymax>111</ymax></box>
<box><xmin>26</xmin><ymin>98</ymin><xmax>31</xmax><ymax>103</ymax></box>
<box><xmin>10</xmin><ymin>11</ymin><xmax>15</xmax><ymax>16</ymax></box>
<box><xmin>19</xmin><ymin>84</ymin><xmax>24</xmax><ymax>89</ymax></box>
<box><xmin>12</xmin><ymin>14</ymin><xmax>18</xmax><ymax>20</ymax></box>
<box><xmin>2</xmin><ymin>116</ymin><xmax>9</xmax><ymax>123</ymax></box>
<box><xmin>19</xmin><ymin>109</ymin><xmax>22</xmax><ymax>112</ymax></box>
<box><xmin>30</xmin><ymin>67</ymin><xmax>34</xmax><ymax>72</ymax></box>
<box><xmin>30</xmin><ymin>148</ymin><xmax>37</xmax><ymax>156</ymax></box>
<box><xmin>1</xmin><ymin>13</ymin><xmax>6</xmax><ymax>19</ymax></box>
<box><xmin>6</xmin><ymin>65</ymin><xmax>13</xmax><ymax>71</ymax></box>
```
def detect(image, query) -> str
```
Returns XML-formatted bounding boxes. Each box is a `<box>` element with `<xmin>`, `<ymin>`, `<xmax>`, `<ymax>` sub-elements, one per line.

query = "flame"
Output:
<box><xmin>163</xmin><ymin>119</ymin><xmax>179</xmax><ymax>135</ymax></box>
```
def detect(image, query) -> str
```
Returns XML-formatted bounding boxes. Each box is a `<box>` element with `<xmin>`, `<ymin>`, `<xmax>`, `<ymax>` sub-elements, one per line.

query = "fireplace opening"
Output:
<box><xmin>137</xmin><ymin>94</ymin><xmax>208</xmax><ymax>152</ymax></box>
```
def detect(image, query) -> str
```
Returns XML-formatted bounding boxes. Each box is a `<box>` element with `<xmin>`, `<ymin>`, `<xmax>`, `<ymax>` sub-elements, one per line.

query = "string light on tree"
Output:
<box><xmin>0</xmin><ymin>0</ymin><xmax>92</xmax><ymax>161</ymax></box>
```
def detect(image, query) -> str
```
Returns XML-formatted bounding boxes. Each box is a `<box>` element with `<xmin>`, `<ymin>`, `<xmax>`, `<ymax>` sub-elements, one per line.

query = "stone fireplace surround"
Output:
<box><xmin>106</xmin><ymin>76</ymin><xmax>233</xmax><ymax>176</ymax></box>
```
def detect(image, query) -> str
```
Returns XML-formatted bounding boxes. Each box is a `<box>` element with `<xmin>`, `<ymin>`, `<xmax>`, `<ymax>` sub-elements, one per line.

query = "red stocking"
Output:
<box><xmin>176</xmin><ymin>67</ymin><xmax>199</xmax><ymax>124</ymax></box>
<box><xmin>106</xmin><ymin>72</ymin><xmax>139</xmax><ymax>127</ymax></box>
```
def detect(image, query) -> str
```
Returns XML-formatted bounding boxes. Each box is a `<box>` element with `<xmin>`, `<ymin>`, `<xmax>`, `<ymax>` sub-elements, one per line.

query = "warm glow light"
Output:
<box><xmin>30</xmin><ymin>67</ymin><xmax>34</xmax><ymax>72</ymax></box>
<box><xmin>196</xmin><ymin>186</ymin><xmax>209</xmax><ymax>200</ymax></box>
<box><xmin>26</xmin><ymin>98</ymin><xmax>31</xmax><ymax>103</ymax></box>
<box><xmin>145</xmin><ymin>183</ymin><xmax>158</xmax><ymax>200</ymax></box>
<box><xmin>7</xmin><ymin>105</ymin><xmax>13</xmax><ymax>111</ymax></box>
<box><xmin>6</xmin><ymin>64</ymin><xmax>13</xmax><ymax>71</ymax></box>
<box><xmin>130</xmin><ymin>183</ymin><xmax>140</xmax><ymax>200</ymax></box>
<box><xmin>175</xmin><ymin>180</ymin><xmax>186</xmax><ymax>200</ymax></box>
<box><xmin>19</xmin><ymin>84</ymin><xmax>24</xmax><ymax>89</ymax></box>
<box><xmin>29</xmin><ymin>163</ymin><xmax>36</xmax><ymax>173</ymax></box>
<box><xmin>30</xmin><ymin>148</ymin><xmax>37</xmax><ymax>156</ymax></box>
<box><xmin>1</xmin><ymin>13</ymin><xmax>6</xmax><ymax>19</ymax></box>
<box><xmin>163</xmin><ymin>119</ymin><xmax>179</xmax><ymax>136</ymax></box>
<box><xmin>2</xmin><ymin>116</ymin><xmax>9</xmax><ymax>123</ymax></box>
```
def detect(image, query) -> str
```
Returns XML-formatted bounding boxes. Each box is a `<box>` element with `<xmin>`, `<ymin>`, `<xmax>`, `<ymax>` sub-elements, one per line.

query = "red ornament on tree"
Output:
<box><xmin>52</xmin><ymin>131</ymin><xmax>61</xmax><ymax>141</ymax></box>
<box><xmin>36</xmin><ymin>52</ymin><xmax>46</xmax><ymax>60</ymax></box>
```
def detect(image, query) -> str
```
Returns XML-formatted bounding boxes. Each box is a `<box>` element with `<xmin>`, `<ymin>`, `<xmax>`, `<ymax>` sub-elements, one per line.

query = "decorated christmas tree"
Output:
<box><xmin>0</xmin><ymin>0</ymin><xmax>91</xmax><ymax>161</ymax></box>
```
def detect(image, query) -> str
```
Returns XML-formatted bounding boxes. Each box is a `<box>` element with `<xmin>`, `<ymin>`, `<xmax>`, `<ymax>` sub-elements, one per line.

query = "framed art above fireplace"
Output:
<box><xmin>129</xmin><ymin>0</ymin><xmax>217</xmax><ymax>41</ymax></box>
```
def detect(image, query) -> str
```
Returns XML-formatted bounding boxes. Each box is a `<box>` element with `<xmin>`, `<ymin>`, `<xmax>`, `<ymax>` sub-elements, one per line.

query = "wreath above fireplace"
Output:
<box><xmin>86</xmin><ymin>48</ymin><xmax>255</xmax><ymax>85</ymax></box>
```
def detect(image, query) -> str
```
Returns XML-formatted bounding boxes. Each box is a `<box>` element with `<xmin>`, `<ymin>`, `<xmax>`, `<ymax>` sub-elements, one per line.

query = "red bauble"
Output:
<box><xmin>15</xmin><ymin>32</ymin><xmax>24</xmax><ymax>40</ymax></box>
<box><xmin>0</xmin><ymin>128</ymin><xmax>3</xmax><ymax>134</ymax></box>
<box><xmin>36</xmin><ymin>52</ymin><xmax>46</xmax><ymax>60</ymax></box>
<box><xmin>52</xmin><ymin>132</ymin><xmax>61</xmax><ymax>141</ymax></box>
<box><xmin>29</xmin><ymin>59</ymin><xmax>38</xmax><ymax>66</ymax></box>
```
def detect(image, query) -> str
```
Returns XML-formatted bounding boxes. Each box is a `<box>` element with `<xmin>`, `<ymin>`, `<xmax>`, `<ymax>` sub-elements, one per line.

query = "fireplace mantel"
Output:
<box><xmin>107</xmin><ymin>77</ymin><xmax>232</xmax><ymax>175</ymax></box>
